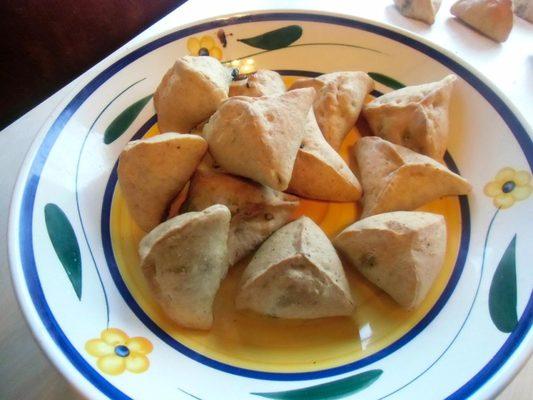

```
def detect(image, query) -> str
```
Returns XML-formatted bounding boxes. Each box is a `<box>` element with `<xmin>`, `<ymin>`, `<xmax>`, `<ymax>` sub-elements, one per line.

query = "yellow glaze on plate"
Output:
<box><xmin>110</xmin><ymin>77</ymin><xmax>463</xmax><ymax>373</ymax></box>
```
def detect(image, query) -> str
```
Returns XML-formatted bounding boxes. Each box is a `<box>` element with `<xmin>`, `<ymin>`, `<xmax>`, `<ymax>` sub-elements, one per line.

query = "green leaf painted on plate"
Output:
<box><xmin>103</xmin><ymin>94</ymin><xmax>152</xmax><ymax>144</ymax></box>
<box><xmin>251</xmin><ymin>369</ymin><xmax>383</xmax><ymax>400</ymax></box>
<box><xmin>368</xmin><ymin>72</ymin><xmax>405</xmax><ymax>90</ymax></box>
<box><xmin>44</xmin><ymin>203</ymin><xmax>82</xmax><ymax>299</ymax></box>
<box><xmin>238</xmin><ymin>25</ymin><xmax>303</xmax><ymax>50</ymax></box>
<box><xmin>489</xmin><ymin>235</ymin><xmax>518</xmax><ymax>333</ymax></box>
<box><xmin>178</xmin><ymin>388</ymin><xmax>202</xmax><ymax>400</ymax></box>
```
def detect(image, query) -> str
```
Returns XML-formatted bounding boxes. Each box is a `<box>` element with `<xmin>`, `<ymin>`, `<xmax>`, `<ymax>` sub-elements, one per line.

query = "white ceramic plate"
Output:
<box><xmin>9</xmin><ymin>10</ymin><xmax>533</xmax><ymax>400</ymax></box>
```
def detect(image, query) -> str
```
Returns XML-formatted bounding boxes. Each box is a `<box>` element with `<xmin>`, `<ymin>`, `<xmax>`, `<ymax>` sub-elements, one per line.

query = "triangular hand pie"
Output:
<box><xmin>291</xmin><ymin>72</ymin><xmax>374</xmax><ymax>150</ymax></box>
<box><xmin>451</xmin><ymin>0</ymin><xmax>513</xmax><ymax>42</ymax></box>
<box><xmin>204</xmin><ymin>88</ymin><xmax>315</xmax><ymax>190</ymax></box>
<box><xmin>139</xmin><ymin>205</ymin><xmax>231</xmax><ymax>329</ymax></box>
<box><xmin>354</xmin><ymin>136</ymin><xmax>471</xmax><ymax>218</ymax></box>
<box><xmin>394</xmin><ymin>0</ymin><xmax>442</xmax><ymax>24</ymax></box>
<box><xmin>288</xmin><ymin>111</ymin><xmax>362</xmax><ymax>201</ymax></box>
<box><xmin>118</xmin><ymin>133</ymin><xmax>207</xmax><ymax>231</ymax></box>
<box><xmin>363</xmin><ymin>75</ymin><xmax>456</xmax><ymax>160</ymax></box>
<box><xmin>334</xmin><ymin>211</ymin><xmax>446</xmax><ymax>308</ymax></box>
<box><xmin>515</xmin><ymin>0</ymin><xmax>533</xmax><ymax>23</ymax></box>
<box><xmin>184</xmin><ymin>158</ymin><xmax>299</xmax><ymax>265</ymax></box>
<box><xmin>229</xmin><ymin>69</ymin><xmax>286</xmax><ymax>97</ymax></box>
<box><xmin>155</xmin><ymin>56</ymin><xmax>232</xmax><ymax>133</ymax></box>
<box><xmin>236</xmin><ymin>217</ymin><xmax>354</xmax><ymax>319</ymax></box>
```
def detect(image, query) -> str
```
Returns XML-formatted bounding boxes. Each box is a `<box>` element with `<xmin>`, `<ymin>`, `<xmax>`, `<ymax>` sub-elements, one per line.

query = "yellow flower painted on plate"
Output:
<box><xmin>186</xmin><ymin>35</ymin><xmax>222</xmax><ymax>60</ymax></box>
<box><xmin>85</xmin><ymin>328</ymin><xmax>153</xmax><ymax>375</ymax></box>
<box><xmin>484</xmin><ymin>167</ymin><xmax>532</xmax><ymax>209</ymax></box>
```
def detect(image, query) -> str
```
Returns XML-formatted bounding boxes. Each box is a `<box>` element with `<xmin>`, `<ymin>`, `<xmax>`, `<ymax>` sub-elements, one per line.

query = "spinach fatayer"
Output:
<box><xmin>203</xmin><ymin>88</ymin><xmax>315</xmax><ymax>191</ymax></box>
<box><xmin>355</xmin><ymin>136</ymin><xmax>471</xmax><ymax>218</ymax></box>
<box><xmin>363</xmin><ymin>75</ymin><xmax>456</xmax><ymax>160</ymax></box>
<box><xmin>451</xmin><ymin>0</ymin><xmax>513</xmax><ymax>43</ymax></box>
<box><xmin>154</xmin><ymin>55</ymin><xmax>232</xmax><ymax>132</ymax></box>
<box><xmin>117</xmin><ymin>133</ymin><xmax>207</xmax><ymax>231</ymax></box>
<box><xmin>237</xmin><ymin>217</ymin><xmax>355</xmax><ymax>319</ymax></box>
<box><xmin>184</xmin><ymin>154</ymin><xmax>299</xmax><ymax>266</ymax></box>
<box><xmin>229</xmin><ymin>69</ymin><xmax>286</xmax><ymax>97</ymax></box>
<box><xmin>334</xmin><ymin>211</ymin><xmax>446</xmax><ymax>309</ymax></box>
<box><xmin>139</xmin><ymin>205</ymin><xmax>231</xmax><ymax>330</ymax></box>
<box><xmin>393</xmin><ymin>0</ymin><xmax>442</xmax><ymax>25</ymax></box>
<box><xmin>115</xmin><ymin>54</ymin><xmax>470</xmax><ymax>329</ymax></box>
<box><xmin>290</xmin><ymin>71</ymin><xmax>374</xmax><ymax>150</ymax></box>
<box><xmin>228</xmin><ymin>69</ymin><xmax>362</xmax><ymax>201</ymax></box>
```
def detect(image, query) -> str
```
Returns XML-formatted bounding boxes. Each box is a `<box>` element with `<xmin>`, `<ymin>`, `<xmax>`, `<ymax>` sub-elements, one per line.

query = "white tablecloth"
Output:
<box><xmin>0</xmin><ymin>1</ymin><xmax>531</xmax><ymax>398</ymax></box>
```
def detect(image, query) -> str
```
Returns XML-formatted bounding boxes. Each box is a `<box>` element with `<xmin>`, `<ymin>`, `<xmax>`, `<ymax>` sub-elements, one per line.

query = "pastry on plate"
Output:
<box><xmin>229</xmin><ymin>69</ymin><xmax>286</xmax><ymax>97</ymax></box>
<box><xmin>154</xmin><ymin>56</ymin><xmax>232</xmax><ymax>133</ymax></box>
<box><xmin>204</xmin><ymin>88</ymin><xmax>315</xmax><ymax>190</ymax></box>
<box><xmin>290</xmin><ymin>72</ymin><xmax>374</xmax><ymax>150</ymax></box>
<box><xmin>117</xmin><ymin>133</ymin><xmax>207</xmax><ymax>231</ymax></box>
<box><xmin>288</xmin><ymin>111</ymin><xmax>362</xmax><ymax>201</ymax></box>
<box><xmin>139</xmin><ymin>205</ymin><xmax>231</xmax><ymax>330</ymax></box>
<box><xmin>184</xmin><ymin>156</ymin><xmax>299</xmax><ymax>265</ymax></box>
<box><xmin>236</xmin><ymin>216</ymin><xmax>354</xmax><ymax>319</ymax></box>
<box><xmin>363</xmin><ymin>75</ymin><xmax>457</xmax><ymax>161</ymax></box>
<box><xmin>334</xmin><ymin>211</ymin><xmax>446</xmax><ymax>308</ymax></box>
<box><xmin>354</xmin><ymin>136</ymin><xmax>471</xmax><ymax>218</ymax></box>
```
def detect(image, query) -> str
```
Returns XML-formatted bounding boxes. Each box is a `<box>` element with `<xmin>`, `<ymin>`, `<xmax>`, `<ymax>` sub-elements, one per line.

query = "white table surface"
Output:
<box><xmin>0</xmin><ymin>1</ymin><xmax>531</xmax><ymax>399</ymax></box>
